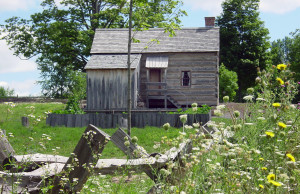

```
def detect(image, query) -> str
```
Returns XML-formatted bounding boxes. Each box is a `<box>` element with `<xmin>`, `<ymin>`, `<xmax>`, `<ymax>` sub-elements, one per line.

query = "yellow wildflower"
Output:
<box><xmin>278</xmin><ymin>122</ymin><xmax>287</xmax><ymax>129</ymax></box>
<box><xmin>259</xmin><ymin>184</ymin><xmax>264</xmax><ymax>189</ymax></box>
<box><xmin>276</xmin><ymin>77</ymin><xmax>284</xmax><ymax>85</ymax></box>
<box><xmin>286</xmin><ymin>153</ymin><xmax>296</xmax><ymax>162</ymax></box>
<box><xmin>277</xmin><ymin>64</ymin><xmax>287</xmax><ymax>70</ymax></box>
<box><xmin>259</xmin><ymin>157</ymin><xmax>264</xmax><ymax>161</ymax></box>
<box><xmin>272</xmin><ymin>103</ymin><xmax>281</xmax><ymax>108</ymax></box>
<box><xmin>267</xmin><ymin>174</ymin><xmax>276</xmax><ymax>181</ymax></box>
<box><xmin>261</xmin><ymin>167</ymin><xmax>267</xmax><ymax>170</ymax></box>
<box><xmin>269</xmin><ymin>180</ymin><xmax>282</xmax><ymax>187</ymax></box>
<box><xmin>265</xmin><ymin>131</ymin><xmax>275</xmax><ymax>138</ymax></box>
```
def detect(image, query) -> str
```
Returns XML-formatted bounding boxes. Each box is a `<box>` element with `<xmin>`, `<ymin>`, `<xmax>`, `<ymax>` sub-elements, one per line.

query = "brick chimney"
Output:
<box><xmin>205</xmin><ymin>17</ymin><xmax>215</xmax><ymax>27</ymax></box>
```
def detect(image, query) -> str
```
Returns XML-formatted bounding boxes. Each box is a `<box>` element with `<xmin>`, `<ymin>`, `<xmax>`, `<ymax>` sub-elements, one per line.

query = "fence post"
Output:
<box><xmin>21</xmin><ymin>117</ymin><xmax>29</xmax><ymax>127</ymax></box>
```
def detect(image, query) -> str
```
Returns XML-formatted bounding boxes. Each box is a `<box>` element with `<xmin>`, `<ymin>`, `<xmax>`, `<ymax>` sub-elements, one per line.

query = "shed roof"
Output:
<box><xmin>90</xmin><ymin>27</ymin><xmax>219</xmax><ymax>54</ymax></box>
<box><xmin>85</xmin><ymin>54</ymin><xmax>141</xmax><ymax>69</ymax></box>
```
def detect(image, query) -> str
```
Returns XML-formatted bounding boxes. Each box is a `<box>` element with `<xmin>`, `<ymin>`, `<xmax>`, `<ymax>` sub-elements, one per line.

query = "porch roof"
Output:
<box><xmin>85</xmin><ymin>54</ymin><xmax>141</xmax><ymax>69</ymax></box>
<box><xmin>145</xmin><ymin>56</ymin><xmax>168</xmax><ymax>68</ymax></box>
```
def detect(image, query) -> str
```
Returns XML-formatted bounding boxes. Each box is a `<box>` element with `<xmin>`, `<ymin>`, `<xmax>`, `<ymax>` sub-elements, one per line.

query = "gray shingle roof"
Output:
<box><xmin>85</xmin><ymin>54</ymin><xmax>141</xmax><ymax>69</ymax></box>
<box><xmin>90</xmin><ymin>27</ymin><xmax>219</xmax><ymax>54</ymax></box>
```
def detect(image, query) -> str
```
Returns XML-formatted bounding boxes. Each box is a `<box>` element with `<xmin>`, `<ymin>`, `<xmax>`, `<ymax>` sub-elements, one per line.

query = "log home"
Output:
<box><xmin>85</xmin><ymin>17</ymin><xmax>219</xmax><ymax>111</ymax></box>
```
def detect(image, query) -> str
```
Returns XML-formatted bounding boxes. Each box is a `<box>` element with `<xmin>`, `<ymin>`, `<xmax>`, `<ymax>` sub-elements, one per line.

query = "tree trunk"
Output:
<box><xmin>127</xmin><ymin>0</ymin><xmax>133</xmax><ymax>136</ymax></box>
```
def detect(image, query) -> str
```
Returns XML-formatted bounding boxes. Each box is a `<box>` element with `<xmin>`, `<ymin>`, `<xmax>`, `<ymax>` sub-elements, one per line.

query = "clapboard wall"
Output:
<box><xmin>86</xmin><ymin>69</ymin><xmax>138</xmax><ymax>110</ymax></box>
<box><xmin>46</xmin><ymin>112</ymin><xmax>211</xmax><ymax>128</ymax></box>
<box><xmin>139</xmin><ymin>52</ymin><xmax>219</xmax><ymax>106</ymax></box>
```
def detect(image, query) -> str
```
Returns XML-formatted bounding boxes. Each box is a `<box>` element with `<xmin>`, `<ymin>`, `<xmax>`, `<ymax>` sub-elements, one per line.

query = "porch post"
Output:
<box><xmin>146</xmin><ymin>69</ymin><xmax>150</xmax><ymax>108</ymax></box>
<box><xmin>164</xmin><ymin>68</ymin><xmax>167</xmax><ymax>108</ymax></box>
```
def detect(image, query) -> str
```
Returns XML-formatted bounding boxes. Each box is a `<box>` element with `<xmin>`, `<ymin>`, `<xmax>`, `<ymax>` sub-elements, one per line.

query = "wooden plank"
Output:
<box><xmin>47</xmin><ymin>124</ymin><xmax>110</xmax><ymax>193</ymax></box>
<box><xmin>144</xmin><ymin>82</ymin><xmax>167</xmax><ymax>86</ymax></box>
<box><xmin>147</xmin><ymin>89</ymin><xmax>167</xmax><ymax>93</ymax></box>
<box><xmin>110</xmin><ymin>128</ymin><xmax>149</xmax><ymax>158</ymax></box>
<box><xmin>0</xmin><ymin>130</ymin><xmax>15</xmax><ymax>170</ymax></box>
<box><xmin>21</xmin><ymin>117</ymin><xmax>29</xmax><ymax>127</ymax></box>
<box><xmin>0</xmin><ymin>125</ymin><xmax>110</xmax><ymax>193</ymax></box>
<box><xmin>15</xmin><ymin>154</ymin><xmax>68</xmax><ymax>164</ymax></box>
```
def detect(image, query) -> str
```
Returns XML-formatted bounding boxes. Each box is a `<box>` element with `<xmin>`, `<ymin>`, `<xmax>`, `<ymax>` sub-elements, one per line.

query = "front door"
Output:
<box><xmin>149</xmin><ymin>69</ymin><xmax>161</xmax><ymax>95</ymax></box>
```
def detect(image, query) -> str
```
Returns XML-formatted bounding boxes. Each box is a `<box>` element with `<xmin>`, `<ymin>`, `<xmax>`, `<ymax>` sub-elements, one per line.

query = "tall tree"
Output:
<box><xmin>216</xmin><ymin>0</ymin><xmax>270</xmax><ymax>100</ymax></box>
<box><xmin>289</xmin><ymin>29</ymin><xmax>300</xmax><ymax>78</ymax></box>
<box><xmin>270</xmin><ymin>37</ymin><xmax>292</xmax><ymax>65</ymax></box>
<box><xmin>1</xmin><ymin>0</ymin><xmax>186</xmax><ymax>98</ymax></box>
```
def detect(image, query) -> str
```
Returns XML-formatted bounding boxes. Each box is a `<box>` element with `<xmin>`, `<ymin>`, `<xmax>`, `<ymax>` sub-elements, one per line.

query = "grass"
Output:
<box><xmin>0</xmin><ymin>102</ymin><xmax>181</xmax><ymax>158</ymax></box>
<box><xmin>0</xmin><ymin>101</ymin><xmax>184</xmax><ymax>193</ymax></box>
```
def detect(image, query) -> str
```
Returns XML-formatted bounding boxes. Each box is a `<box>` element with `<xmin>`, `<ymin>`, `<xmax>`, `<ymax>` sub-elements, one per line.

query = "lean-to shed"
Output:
<box><xmin>85</xmin><ymin>17</ymin><xmax>220</xmax><ymax>111</ymax></box>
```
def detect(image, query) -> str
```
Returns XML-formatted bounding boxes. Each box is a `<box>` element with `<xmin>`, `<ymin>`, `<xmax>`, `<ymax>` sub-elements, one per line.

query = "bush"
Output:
<box><xmin>219</xmin><ymin>64</ymin><xmax>238</xmax><ymax>102</ymax></box>
<box><xmin>0</xmin><ymin>86</ymin><xmax>14</xmax><ymax>98</ymax></box>
<box><xmin>167</xmin><ymin>104</ymin><xmax>211</xmax><ymax>114</ymax></box>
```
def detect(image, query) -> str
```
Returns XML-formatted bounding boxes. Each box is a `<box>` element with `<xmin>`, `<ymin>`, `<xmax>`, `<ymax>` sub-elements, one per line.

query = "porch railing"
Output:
<box><xmin>145</xmin><ymin>82</ymin><xmax>189</xmax><ymax>109</ymax></box>
<box><xmin>145</xmin><ymin>82</ymin><xmax>167</xmax><ymax>108</ymax></box>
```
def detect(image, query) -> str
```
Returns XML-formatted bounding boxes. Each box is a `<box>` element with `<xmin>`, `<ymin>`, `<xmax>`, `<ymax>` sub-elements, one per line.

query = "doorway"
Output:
<box><xmin>149</xmin><ymin>69</ymin><xmax>161</xmax><ymax>95</ymax></box>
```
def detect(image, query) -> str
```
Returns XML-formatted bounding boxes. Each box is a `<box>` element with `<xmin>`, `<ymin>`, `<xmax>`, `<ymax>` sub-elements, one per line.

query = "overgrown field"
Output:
<box><xmin>1</xmin><ymin>64</ymin><xmax>300</xmax><ymax>193</ymax></box>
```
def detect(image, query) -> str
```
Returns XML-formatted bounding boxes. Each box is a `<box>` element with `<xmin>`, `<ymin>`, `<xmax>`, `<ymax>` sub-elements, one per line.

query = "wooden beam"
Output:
<box><xmin>49</xmin><ymin>124</ymin><xmax>110</xmax><ymax>193</ymax></box>
<box><xmin>0</xmin><ymin>130</ymin><xmax>15</xmax><ymax>170</ymax></box>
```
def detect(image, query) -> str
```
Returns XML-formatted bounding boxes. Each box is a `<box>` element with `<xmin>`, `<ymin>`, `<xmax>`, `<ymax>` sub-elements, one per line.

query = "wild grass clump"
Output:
<box><xmin>163</xmin><ymin>64</ymin><xmax>299</xmax><ymax>193</ymax></box>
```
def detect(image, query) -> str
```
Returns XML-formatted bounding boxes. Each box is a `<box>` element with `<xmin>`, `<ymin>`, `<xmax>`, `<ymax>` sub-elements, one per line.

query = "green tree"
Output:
<box><xmin>1</xmin><ymin>0</ymin><xmax>186</xmax><ymax>98</ymax></box>
<box><xmin>0</xmin><ymin>86</ymin><xmax>14</xmax><ymax>98</ymax></box>
<box><xmin>289</xmin><ymin>29</ymin><xmax>300</xmax><ymax>80</ymax></box>
<box><xmin>270</xmin><ymin>37</ymin><xmax>292</xmax><ymax>65</ymax></box>
<box><xmin>219</xmin><ymin>64</ymin><xmax>239</xmax><ymax>102</ymax></box>
<box><xmin>216</xmin><ymin>0</ymin><xmax>270</xmax><ymax>101</ymax></box>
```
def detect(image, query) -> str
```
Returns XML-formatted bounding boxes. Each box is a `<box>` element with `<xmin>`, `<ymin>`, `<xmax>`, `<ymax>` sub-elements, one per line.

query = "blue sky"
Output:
<box><xmin>0</xmin><ymin>0</ymin><xmax>300</xmax><ymax>96</ymax></box>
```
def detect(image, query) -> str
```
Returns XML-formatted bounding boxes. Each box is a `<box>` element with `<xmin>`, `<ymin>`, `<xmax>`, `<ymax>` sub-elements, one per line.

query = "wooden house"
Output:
<box><xmin>85</xmin><ymin>17</ymin><xmax>219</xmax><ymax>111</ymax></box>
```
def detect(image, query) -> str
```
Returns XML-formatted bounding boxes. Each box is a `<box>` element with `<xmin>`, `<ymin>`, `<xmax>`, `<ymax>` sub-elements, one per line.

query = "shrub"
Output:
<box><xmin>219</xmin><ymin>64</ymin><xmax>238</xmax><ymax>102</ymax></box>
<box><xmin>0</xmin><ymin>86</ymin><xmax>14</xmax><ymax>97</ymax></box>
<box><xmin>167</xmin><ymin>104</ymin><xmax>211</xmax><ymax>114</ymax></box>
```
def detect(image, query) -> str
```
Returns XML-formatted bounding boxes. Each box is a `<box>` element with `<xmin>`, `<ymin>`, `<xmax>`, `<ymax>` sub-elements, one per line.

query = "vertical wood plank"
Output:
<box><xmin>0</xmin><ymin>130</ymin><xmax>15</xmax><ymax>170</ymax></box>
<box><xmin>49</xmin><ymin>124</ymin><xmax>110</xmax><ymax>193</ymax></box>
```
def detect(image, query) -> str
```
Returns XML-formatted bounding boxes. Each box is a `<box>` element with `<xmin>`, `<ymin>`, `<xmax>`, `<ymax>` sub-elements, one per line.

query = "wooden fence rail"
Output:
<box><xmin>46</xmin><ymin>111</ymin><xmax>211</xmax><ymax>128</ymax></box>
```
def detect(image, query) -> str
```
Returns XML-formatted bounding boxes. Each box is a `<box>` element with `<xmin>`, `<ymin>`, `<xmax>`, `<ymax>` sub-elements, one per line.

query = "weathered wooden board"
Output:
<box><xmin>94</xmin><ymin>139</ymin><xmax>192</xmax><ymax>180</ymax></box>
<box><xmin>0</xmin><ymin>130</ymin><xmax>15</xmax><ymax>169</ymax></box>
<box><xmin>86</xmin><ymin>69</ymin><xmax>138</xmax><ymax>110</ymax></box>
<box><xmin>0</xmin><ymin>124</ymin><xmax>110</xmax><ymax>194</ymax></box>
<box><xmin>15</xmin><ymin>154</ymin><xmax>68</xmax><ymax>164</ymax></box>
<box><xmin>46</xmin><ymin>112</ymin><xmax>211</xmax><ymax>128</ymax></box>
<box><xmin>21</xmin><ymin>117</ymin><xmax>29</xmax><ymax>127</ymax></box>
<box><xmin>48</xmin><ymin>124</ymin><xmax>110</xmax><ymax>193</ymax></box>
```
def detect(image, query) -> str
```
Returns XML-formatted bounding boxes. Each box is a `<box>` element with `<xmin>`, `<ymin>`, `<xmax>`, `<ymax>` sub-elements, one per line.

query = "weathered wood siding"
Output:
<box><xmin>86</xmin><ymin>69</ymin><xmax>138</xmax><ymax>110</ymax></box>
<box><xmin>140</xmin><ymin>53</ymin><xmax>219</xmax><ymax>106</ymax></box>
<box><xmin>46</xmin><ymin>112</ymin><xmax>211</xmax><ymax>128</ymax></box>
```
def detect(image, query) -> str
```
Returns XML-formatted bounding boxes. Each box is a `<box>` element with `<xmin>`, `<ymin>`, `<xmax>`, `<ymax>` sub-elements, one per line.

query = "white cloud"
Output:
<box><xmin>184</xmin><ymin>0</ymin><xmax>300</xmax><ymax>15</ymax></box>
<box><xmin>0</xmin><ymin>81</ymin><xmax>9</xmax><ymax>87</ymax></box>
<box><xmin>0</xmin><ymin>0</ymin><xmax>40</xmax><ymax>11</ymax></box>
<box><xmin>260</xmin><ymin>0</ymin><xmax>300</xmax><ymax>14</ymax></box>
<box><xmin>0</xmin><ymin>80</ymin><xmax>40</xmax><ymax>96</ymax></box>
<box><xmin>10</xmin><ymin>80</ymin><xmax>40</xmax><ymax>96</ymax></box>
<box><xmin>0</xmin><ymin>40</ymin><xmax>37</xmax><ymax>74</ymax></box>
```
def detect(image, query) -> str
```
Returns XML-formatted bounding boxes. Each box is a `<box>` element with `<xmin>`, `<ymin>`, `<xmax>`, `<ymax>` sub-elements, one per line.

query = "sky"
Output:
<box><xmin>0</xmin><ymin>0</ymin><xmax>300</xmax><ymax>96</ymax></box>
